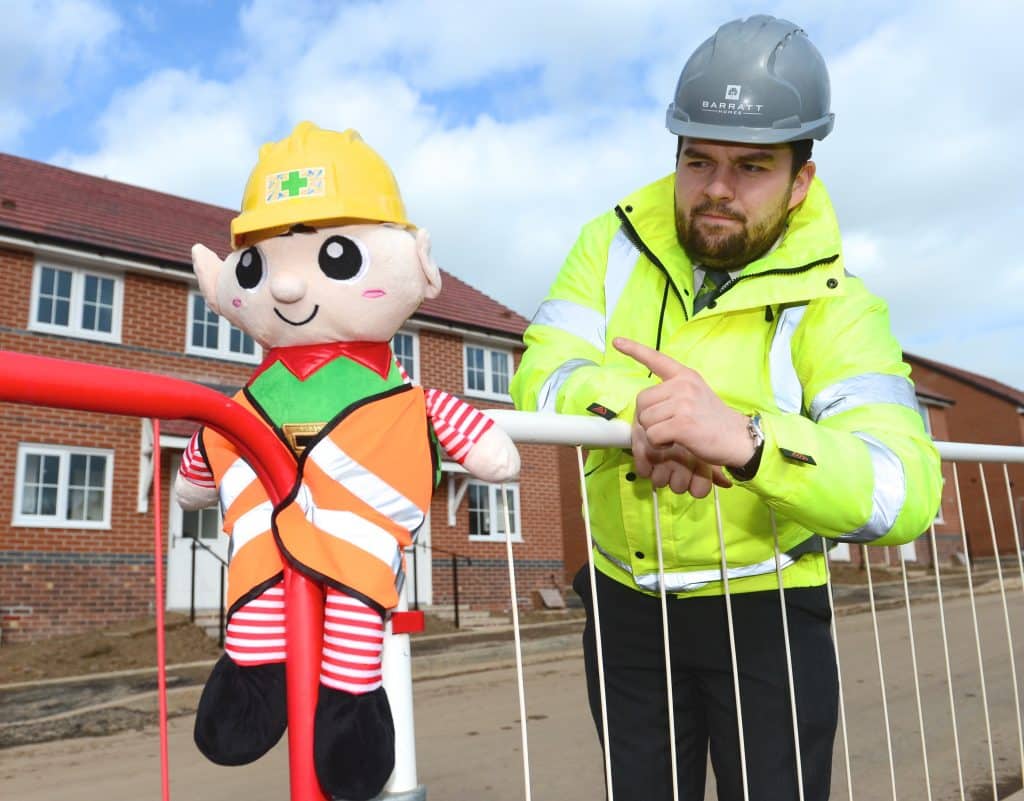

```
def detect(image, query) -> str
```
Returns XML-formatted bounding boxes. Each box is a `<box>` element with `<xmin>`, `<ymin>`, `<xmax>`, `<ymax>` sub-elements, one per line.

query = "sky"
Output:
<box><xmin>2</xmin><ymin>0</ymin><xmax>1022</xmax><ymax>390</ymax></box>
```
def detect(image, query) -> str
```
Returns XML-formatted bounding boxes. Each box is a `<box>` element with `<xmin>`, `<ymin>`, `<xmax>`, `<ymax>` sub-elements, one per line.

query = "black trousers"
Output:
<box><xmin>573</xmin><ymin>566</ymin><xmax>839</xmax><ymax>801</ymax></box>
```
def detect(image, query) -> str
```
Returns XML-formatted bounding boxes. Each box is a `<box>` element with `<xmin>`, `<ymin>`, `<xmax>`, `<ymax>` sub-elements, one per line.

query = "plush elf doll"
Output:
<box><xmin>174</xmin><ymin>122</ymin><xmax>520</xmax><ymax>800</ymax></box>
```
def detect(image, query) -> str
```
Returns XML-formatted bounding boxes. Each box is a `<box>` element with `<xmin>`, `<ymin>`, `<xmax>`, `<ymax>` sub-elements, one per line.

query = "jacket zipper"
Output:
<box><xmin>614</xmin><ymin>206</ymin><xmax>688</xmax><ymax>322</ymax></box>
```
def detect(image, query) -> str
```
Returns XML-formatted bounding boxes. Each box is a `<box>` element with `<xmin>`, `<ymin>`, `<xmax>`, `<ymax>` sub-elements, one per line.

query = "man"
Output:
<box><xmin>510</xmin><ymin>15</ymin><xmax>942</xmax><ymax>801</ymax></box>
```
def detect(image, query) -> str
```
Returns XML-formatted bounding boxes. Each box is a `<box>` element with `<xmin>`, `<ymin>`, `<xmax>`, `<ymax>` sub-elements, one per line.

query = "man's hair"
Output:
<box><xmin>675</xmin><ymin>137</ymin><xmax>814</xmax><ymax>179</ymax></box>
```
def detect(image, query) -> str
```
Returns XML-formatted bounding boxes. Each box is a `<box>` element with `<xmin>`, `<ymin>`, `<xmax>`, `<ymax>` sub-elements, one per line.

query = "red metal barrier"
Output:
<box><xmin>0</xmin><ymin>351</ymin><xmax>326</xmax><ymax>801</ymax></box>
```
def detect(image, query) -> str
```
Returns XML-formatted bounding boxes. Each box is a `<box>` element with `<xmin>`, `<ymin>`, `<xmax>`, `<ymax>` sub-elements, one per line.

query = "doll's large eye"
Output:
<box><xmin>319</xmin><ymin>235</ymin><xmax>368</xmax><ymax>282</ymax></box>
<box><xmin>235</xmin><ymin>247</ymin><xmax>264</xmax><ymax>290</ymax></box>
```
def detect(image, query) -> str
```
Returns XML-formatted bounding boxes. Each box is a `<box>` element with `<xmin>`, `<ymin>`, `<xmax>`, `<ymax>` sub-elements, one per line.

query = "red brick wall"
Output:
<box><xmin>1</xmin><ymin>247</ymin><xmax>252</xmax><ymax>642</ymax></box>
<box><xmin>417</xmin><ymin>328</ymin><xmax>569</xmax><ymax>612</ymax></box>
<box><xmin>1</xmin><ymin>249</ymin><xmax>569</xmax><ymax>638</ymax></box>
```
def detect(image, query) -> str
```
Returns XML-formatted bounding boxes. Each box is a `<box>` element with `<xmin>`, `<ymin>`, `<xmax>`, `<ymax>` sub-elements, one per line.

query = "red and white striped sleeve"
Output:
<box><xmin>423</xmin><ymin>388</ymin><xmax>494</xmax><ymax>463</ymax></box>
<box><xmin>178</xmin><ymin>431</ymin><xmax>216</xmax><ymax>489</ymax></box>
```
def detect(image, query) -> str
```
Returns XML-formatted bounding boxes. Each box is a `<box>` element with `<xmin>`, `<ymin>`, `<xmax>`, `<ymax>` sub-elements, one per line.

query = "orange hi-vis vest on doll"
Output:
<box><xmin>199</xmin><ymin>346</ymin><xmax>437</xmax><ymax>615</ymax></box>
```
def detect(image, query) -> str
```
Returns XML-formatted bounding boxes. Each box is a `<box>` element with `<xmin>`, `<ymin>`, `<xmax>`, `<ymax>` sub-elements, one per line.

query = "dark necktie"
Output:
<box><xmin>693</xmin><ymin>269</ymin><xmax>729</xmax><ymax>313</ymax></box>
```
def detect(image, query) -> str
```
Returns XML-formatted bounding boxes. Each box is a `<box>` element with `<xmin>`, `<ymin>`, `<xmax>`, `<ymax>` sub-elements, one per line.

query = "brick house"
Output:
<box><xmin>828</xmin><ymin>353</ymin><xmax>1024</xmax><ymax>569</ymax></box>
<box><xmin>0</xmin><ymin>153</ymin><xmax>568</xmax><ymax>643</ymax></box>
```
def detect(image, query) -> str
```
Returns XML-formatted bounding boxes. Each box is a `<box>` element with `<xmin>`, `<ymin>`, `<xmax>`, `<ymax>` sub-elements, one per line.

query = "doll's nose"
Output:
<box><xmin>269</xmin><ymin>272</ymin><xmax>307</xmax><ymax>303</ymax></box>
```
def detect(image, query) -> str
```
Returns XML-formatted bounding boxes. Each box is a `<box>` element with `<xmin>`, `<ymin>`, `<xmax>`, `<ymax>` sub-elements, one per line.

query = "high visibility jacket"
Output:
<box><xmin>510</xmin><ymin>175</ymin><xmax>942</xmax><ymax>598</ymax></box>
<box><xmin>201</xmin><ymin>383</ymin><xmax>436</xmax><ymax>614</ymax></box>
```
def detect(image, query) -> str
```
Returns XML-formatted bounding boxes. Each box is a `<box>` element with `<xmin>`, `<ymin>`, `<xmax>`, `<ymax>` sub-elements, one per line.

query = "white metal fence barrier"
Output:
<box><xmin>381</xmin><ymin>413</ymin><xmax>1024</xmax><ymax>801</ymax></box>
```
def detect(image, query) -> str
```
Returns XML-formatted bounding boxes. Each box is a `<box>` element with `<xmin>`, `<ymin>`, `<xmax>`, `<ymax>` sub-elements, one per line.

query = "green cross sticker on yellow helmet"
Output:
<box><xmin>265</xmin><ymin>167</ymin><xmax>325</xmax><ymax>203</ymax></box>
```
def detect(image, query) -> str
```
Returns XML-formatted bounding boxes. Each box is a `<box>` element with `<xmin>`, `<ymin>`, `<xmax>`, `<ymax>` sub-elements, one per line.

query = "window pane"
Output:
<box><xmin>84</xmin><ymin>274</ymin><xmax>99</xmax><ymax>303</ymax></box>
<box><xmin>42</xmin><ymin>455</ymin><xmax>59</xmax><ymax>485</ymax></box>
<box><xmin>25</xmin><ymin>454</ymin><xmax>41</xmax><ymax>484</ymax></box>
<box><xmin>192</xmin><ymin>295</ymin><xmax>219</xmax><ymax>349</ymax></box>
<box><xmin>37</xmin><ymin>267</ymin><xmax>73</xmax><ymax>327</ymax></box>
<box><xmin>228</xmin><ymin>325</ymin><xmax>255</xmax><ymax>355</ymax></box>
<box><xmin>22</xmin><ymin>484</ymin><xmax>38</xmax><ymax>515</ymax></box>
<box><xmin>54</xmin><ymin>298</ymin><xmax>70</xmax><ymax>326</ymax></box>
<box><xmin>88</xmin><ymin>456</ymin><xmax>107</xmax><ymax>487</ymax></box>
<box><xmin>468</xmin><ymin>484</ymin><xmax>489</xmax><ymax>536</ymax></box>
<box><xmin>82</xmin><ymin>303</ymin><xmax>97</xmax><ymax>330</ymax></box>
<box><xmin>40</xmin><ymin>486</ymin><xmax>57</xmax><ymax>516</ymax></box>
<box><xmin>100</xmin><ymin>279</ymin><xmax>114</xmax><ymax>305</ymax></box>
<box><xmin>182</xmin><ymin>509</ymin><xmax>200</xmax><ymax>540</ymax></box>
<box><xmin>85</xmin><ymin>490</ymin><xmax>104</xmax><ymax>521</ymax></box>
<box><xmin>466</xmin><ymin>347</ymin><xmax>486</xmax><ymax>391</ymax></box>
<box><xmin>200</xmin><ymin>507</ymin><xmax>220</xmax><ymax>540</ymax></box>
<box><xmin>69</xmin><ymin>454</ymin><xmax>87</xmax><ymax>486</ymax></box>
<box><xmin>491</xmin><ymin>351</ymin><xmax>510</xmax><ymax>395</ymax></box>
<box><xmin>82</xmin><ymin>276</ymin><xmax>115</xmax><ymax>333</ymax></box>
<box><xmin>67</xmin><ymin>488</ymin><xmax>85</xmax><ymax>520</ymax></box>
<box><xmin>98</xmin><ymin>306</ymin><xmax>112</xmax><ymax>332</ymax></box>
<box><xmin>392</xmin><ymin>333</ymin><xmax>415</xmax><ymax>381</ymax></box>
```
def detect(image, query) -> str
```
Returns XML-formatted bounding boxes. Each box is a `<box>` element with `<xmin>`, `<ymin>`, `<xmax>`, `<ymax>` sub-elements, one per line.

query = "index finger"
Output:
<box><xmin>613</xmin><ymin>337</ymin><xmax>686</xmax><ymax>380</ymax></box>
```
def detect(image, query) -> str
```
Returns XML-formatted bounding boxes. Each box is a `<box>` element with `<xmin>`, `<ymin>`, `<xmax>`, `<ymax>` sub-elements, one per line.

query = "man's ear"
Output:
<box><xmin>415</xmin><ymin>228</ymin><xmax>443</xmax><ymax>300</ymax></box>
<box><xmin>192</xmin><ymin>244</ymin><xmax>225</xmax><ymax>314</ymax></box>
<box><xmin>788</xmin><ymin>161</ymin><xmax>816</xmax><ymax>211</ymax></box>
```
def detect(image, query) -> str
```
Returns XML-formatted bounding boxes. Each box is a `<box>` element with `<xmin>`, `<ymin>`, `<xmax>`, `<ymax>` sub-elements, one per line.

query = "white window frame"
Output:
<box><xmin>29</xmin><ymin>261</ymin><xmax>123</xmax><ymax>343</ymax></box>
<box><xmin>467</xmin><ymin>481</ymin><xmax>522</xmax><ymax>543</ymax></box>
<box><xmin>463</xmin><ymin>342</ymin><xmax>513</xmax><ymax>401</ymax></box>
<box><xmin>185</xmin><ymin>291</ymin><xmax>262</xmax><ymax>364</ymax></box>
<box><xmin>13</xmin><ymin>443</ymin><xmax>115</xmax><ymax>529</ymax></box>
<box><xmin>391</xmin><ymin>329</ymin><xmax>420</xmax><ymax>383</ymax></box>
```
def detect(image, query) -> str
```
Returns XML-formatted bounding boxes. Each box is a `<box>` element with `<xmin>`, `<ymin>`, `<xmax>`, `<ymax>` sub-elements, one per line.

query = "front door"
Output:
<box><xmin>167</xmin><ymin>497</ymin><xmax>229</xmax><ymax>611</ymax></box>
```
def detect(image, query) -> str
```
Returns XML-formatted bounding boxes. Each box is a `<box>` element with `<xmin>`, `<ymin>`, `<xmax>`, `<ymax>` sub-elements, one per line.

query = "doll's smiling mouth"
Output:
<box><xmin>274</xmin><ymin>305</ymin><xmax>319</xmax><ymax>326</ymax></box>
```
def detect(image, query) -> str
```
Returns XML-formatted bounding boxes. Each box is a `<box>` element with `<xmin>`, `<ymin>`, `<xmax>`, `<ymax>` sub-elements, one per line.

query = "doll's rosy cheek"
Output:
<box><xmin>232</xmin><ymin>298</ymin><xmax>242</xmax><ymax>308</ymax></box>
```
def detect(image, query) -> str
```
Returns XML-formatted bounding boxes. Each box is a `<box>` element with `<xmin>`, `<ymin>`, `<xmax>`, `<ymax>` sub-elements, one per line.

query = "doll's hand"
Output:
<box><xmin>462</xmin><ymin>426</ymin><xmax>521</xmax><ymax>482</ymax></box>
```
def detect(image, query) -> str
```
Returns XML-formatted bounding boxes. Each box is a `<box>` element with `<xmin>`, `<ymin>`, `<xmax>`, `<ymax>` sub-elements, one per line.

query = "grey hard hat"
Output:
<box><xmin>666</xmin><ymin>15</ymin><xmax>834</xmax><ymax>144</ymax></box>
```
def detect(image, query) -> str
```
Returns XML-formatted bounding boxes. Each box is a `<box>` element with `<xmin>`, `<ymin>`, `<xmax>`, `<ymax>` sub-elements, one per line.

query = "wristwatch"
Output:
<box><xmin>730</xmin><ymin>414</ymin><xmax>765</xmax><ymax>481</ymax></box>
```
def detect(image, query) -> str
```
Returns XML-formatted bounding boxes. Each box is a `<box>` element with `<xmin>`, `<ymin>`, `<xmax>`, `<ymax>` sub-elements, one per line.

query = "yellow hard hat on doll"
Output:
<box><xmin>231</xmin><ymin>121</ymin><xmax>411</xmax><ymax>248</ymax></box>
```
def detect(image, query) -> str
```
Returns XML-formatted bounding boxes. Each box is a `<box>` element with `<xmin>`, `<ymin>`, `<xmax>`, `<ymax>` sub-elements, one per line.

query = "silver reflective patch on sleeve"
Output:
<box><xmin>836</xmin><ymin>432</ymin><xmax>906</xmax><ymax>542</ymax></box>
<box><xmin>531</xmin><ymin>299</ymin><xmax>606</xmax><ymax>353</ymax></box>
<box><xmin>809</xmin><ymin>373</ymin><xmax>918</xmax><ymax>422</ymax></box>
<box><xmin>537</xmin><ymin>358</ymin><xmax>598</xmax><ymax>412</ymax></box>
<box><xmin>768</xmin><ymin>304</ymin><xmax>808</xmax><ymax>414</ymax></box>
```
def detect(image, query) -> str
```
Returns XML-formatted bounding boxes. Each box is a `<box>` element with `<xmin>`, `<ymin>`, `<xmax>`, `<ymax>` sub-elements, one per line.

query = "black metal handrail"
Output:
<box><xmin>406</xmin><ymin>540</ymin><xmax>473</xmax><ymax>628</ymax></box>
<box><xmin>187</xmin><ymin>537</ymin><xmax>227</xmax><ymax>647</ymax></box>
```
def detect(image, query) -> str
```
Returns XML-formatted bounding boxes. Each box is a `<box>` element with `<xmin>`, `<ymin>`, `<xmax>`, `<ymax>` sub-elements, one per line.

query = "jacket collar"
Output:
<box><xmin>616</xmin><ymin>174</ymin><xmax>845</xmax><ymax>313</ymax></box>
<box><xmin>249</xmin><ymin>341</ymin><xmax>393</xmax><ymax>384</ymax></box>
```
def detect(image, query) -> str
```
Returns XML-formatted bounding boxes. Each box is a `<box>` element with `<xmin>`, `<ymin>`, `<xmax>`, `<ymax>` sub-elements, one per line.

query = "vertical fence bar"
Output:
<box><xmin>926</xmin><ymin>522</ymin><xmax>967</xmax><ymax>801</ymax></box>
<box><xmin>713</xmin><ymin>485</ymin><xmax>751</xmax><ymax>801</ymax></box>
<box><xmin>151</xmin><ymin>420</ymin><xmax>171</xmax><ymax>801</ymax></box>
<box><xmin>190</xmin><ymin>539</ymin><xmax>197</xmax><ymax>623</ymax></box>
<box><xmin>952</xmin><ymin>463</ymin><xmax>999</xmax><ymax>800</ymax></box>
<box><xmin>770</xmin><ymin>512</ymin><xmax>804</xmax><ymax>801</ymax></box>
<box><xmin>577</xmin><ymin>446</ymin><xmax>615</xmax><ymax>801</ymax></box>
<box><xmin>501</xmin><ymin>485</ymin><xmax>532</xmax><ymax>801</ymax></box>
<box><xmin>979</xmin><ymin>464</ymin><xmax>1024</xmax><ymax>789</ymax></box>
<box><xmin>452</xmin><ymin>555</ymin><xmax>460</xmax><ymax>629</ymax></box>
<box><xmin>897</xmin><ymin>546</ymin><xmax>933</xmax><ymax>801</ymax></box>
<box><xmin>1002</xmin><ymin>463</ymin><xmax>1024</xmax><ymax>789</ymax></box>
<box><xmin>862</xmin><ymin>549</ymin><xmax>898</xmax><ymax>800</ymax></box>
<box><xmin>821</xmin><ymin>542</ymin><xmax>855</xmax><ymax>800</ymax></box>
<box><xmin>652</xmin><ymin>493</ymin><xmax>679</xmax><ymax>801</ymax></box>
<box><xmin>218</xmin><ymin>565</ymin><xmax>226</xmax><ymax>649</ymax></box>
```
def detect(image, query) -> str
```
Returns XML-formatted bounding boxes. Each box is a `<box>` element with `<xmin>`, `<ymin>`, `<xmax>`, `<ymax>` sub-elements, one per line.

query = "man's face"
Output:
<box><xmin>674</xmin><ymin>138</ymin><xmax>814</xmax><ymax>271</ymax></box>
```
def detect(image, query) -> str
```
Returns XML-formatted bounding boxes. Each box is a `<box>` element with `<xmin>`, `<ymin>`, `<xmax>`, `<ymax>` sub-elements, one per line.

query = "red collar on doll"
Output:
<box><xmin>249</xmin><ymin>341</ymin><xmax>394</xmax><ymax>383</ymax></box>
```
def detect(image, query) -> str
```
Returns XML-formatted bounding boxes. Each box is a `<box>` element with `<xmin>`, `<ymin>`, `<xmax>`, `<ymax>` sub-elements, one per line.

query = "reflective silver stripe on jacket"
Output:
<box><xmin>837</xmin><ymin>432</ymin><xmax>906</xmax><ymax>542</ymax></box>
<box><xmin>531</xmin><ymin>299</ymin><xmax>606</xmax><ymax>352</ymax></box>
<box><xmin>604</xmin><ymin>228</ymin><xmax>640</xmax><ymax>325</ymax></box>
<box><xmin>537</xmin><ymin>358</ymin><xmax>598</xmax><ymax>412</ymax></box>
<box><xmin>594</xmin><ymin>539</ymin><xmax>798</xmax><ymax>593</ymax></box>
<box><xmin>768</xmin><ymin>304</ymin><xmax>808</xmax><ymax>414</ymax></box>
<box><xmin>809</xmin><ymin>373</ymin><xmax>918</xmax><ymax>422</ymax></box>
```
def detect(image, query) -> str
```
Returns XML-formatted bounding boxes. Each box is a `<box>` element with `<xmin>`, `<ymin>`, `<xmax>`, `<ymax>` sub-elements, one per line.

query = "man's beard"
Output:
<box><xmin>675</xmin><ymin>193</ymin><xmax>791</xmax><ymax>271</ymax></box>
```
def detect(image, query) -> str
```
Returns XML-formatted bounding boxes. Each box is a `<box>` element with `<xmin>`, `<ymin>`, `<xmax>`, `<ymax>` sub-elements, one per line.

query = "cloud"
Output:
<box><xmin>0</xmin><ymin>0</ymin><xmax>120</xmax><ymax>148</ymax></box>
<box><xmin>36</xmin><ymin>0</ymin><xmax>1024</xmax><ymax>390</ymax></box>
